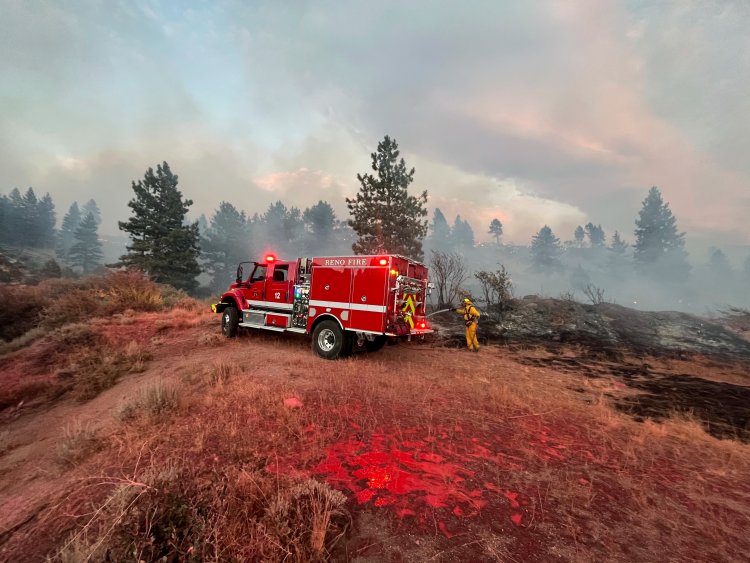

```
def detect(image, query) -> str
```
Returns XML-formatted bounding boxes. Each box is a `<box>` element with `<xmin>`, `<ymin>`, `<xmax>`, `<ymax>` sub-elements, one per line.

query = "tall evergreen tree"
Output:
<box><xmin>38</xmin><ymin>193</ymin><xmax>56</xmax><ymax>247</ymax></box>
<box><xmin>607</xmin><ymin>230</ymin><xmax>630</xmax><ymax>274</ymax></box>
<box><xmin>4</xmin><ymin>189</ymin><xmax>24</xmax><ymax>245</ymax></box>
<box><xmin>451</xmin><ymin>215</ymin><xmax>475</xmax><ymax>249</ymax></box>
<box><xmin>56</xmin><ymin>202</ymin><xmax>82</xmax><ymax>262</ymax></box>
<box><xmin>428</xmin><ymin>208</ymin><xmax>451</xmax><ymax>250</ymax></box>
<box><xmin>303</xmin><ymin>201</ymin><xmax>336</xmax><ymax>240</ymax></box>
<box><xmin>574</xmin><ymin>225</ymin><xmax>585</xmax><ymax>247</ymax></box>
<box><xmin>0</xmin><ymin>194</ymin><xmax>9</xmax><ymax>244</ymax></box>
<box><xmin>82</xmin><ymin>199</ymin><xmax>101</xmax><ymax>225</ymax></box>
<box><xmin>202</xmin><ymin>201</ymin><xmax>250</xmax><ymax>290</ymax></box>
<box><xmin>584</xmin><ymin>222</ymin><xmax>605</xmax><ymax>246</ymax></box>
<box><xmin>488</xmin><ymin>218</ymin><xmax>503</xmax><ymax>246</ymax></box>
<box><xmin>261</xmin><ymin>200</ymin><xmax>304</xmax><ymax>249</ymax></box>
<box><xmin>346</xmin><ymin>135</ymin><xmax>428</xmax><ymax>259</ymax></box>
<box><xmin>21</xmin><ymin>188</ymin><xmax>41</xmax><ymax>246</ymax></box>
<box><xmin>118</xmin><ymin>162</ymin><xmax>201</xmax><ymax>292</ymax></box>
<box><xmin>709</xmin><ymin>248</ymin><xmax>732</xmax><ymax>276</ymax></box>
<box><xmin>69</xmin><ymin>212</ymin><xmax>103</xmax><ymax>274</ymax></box>
<box><xmin>633</xmin><ymin>187</ymin><xmax>690</xmax><ymax>279</ymax></box>
<box><xmin>609</xmin><ymin>230</ymin><xmax>628</xmax><ymax>254</ymax></box>
<box><xmin>530</xmin><ymin>225</ymin><xmax>563</xmax><ymax>273</ymax></box>
<box><xmin>197</xmin><ymin>213</ymin><xmax>209</xmax><ymax>237</ymax></box>
<box><xmin>303</xmin><ymin>201</ymin><xmax>336</xmax><ymax>238</ymax></box>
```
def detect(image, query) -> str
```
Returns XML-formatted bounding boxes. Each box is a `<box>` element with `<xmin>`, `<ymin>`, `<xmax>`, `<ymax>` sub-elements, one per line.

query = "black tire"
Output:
<box><xmin>312</xmin><ymin>320</ymin><xmax>346</xmax><ymax>359</ymax></box>
<box><xmin>340</xmin><ymin>331</ymin><xmax>355</xmax><ymax>357</ymax></box>
<box><xmin>221</xmin><ymin>307</ymin><xmax>239</xmax><ymax>338</ymax></box>
<box><xmin>364</xmin><ymin>335</ymin><xmax>387</xmax><ymax>353</ymax></box>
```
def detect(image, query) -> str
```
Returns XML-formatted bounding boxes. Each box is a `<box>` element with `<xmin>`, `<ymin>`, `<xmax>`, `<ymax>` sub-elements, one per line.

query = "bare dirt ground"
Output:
<box><xmin>1</xmin><ymin>309</ymin><xmax>749</xmax><ymax>562</ymax></box>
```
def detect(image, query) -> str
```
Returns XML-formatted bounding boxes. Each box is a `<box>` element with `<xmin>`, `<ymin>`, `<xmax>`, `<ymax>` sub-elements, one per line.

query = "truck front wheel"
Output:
<box><xmin>222</xmin><ymin>307</ymin><xmax>239</xmax><ymax>338</ymax></box>
<box><xmin>312</xmin><ymin>320</ymin><xmax>345</xmax><ymax>359</ymax></box>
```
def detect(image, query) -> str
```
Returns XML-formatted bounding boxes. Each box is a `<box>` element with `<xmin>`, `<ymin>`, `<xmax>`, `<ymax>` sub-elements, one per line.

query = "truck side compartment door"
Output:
<box><xmin>309</xmin><ymin>266</ymin><xmax>352</xmax><ymax>329</ymax></box>
<box><xmin>349</xmin><ymin>267</ymin><xmax>388</xmax><ymax>333</ymax></box>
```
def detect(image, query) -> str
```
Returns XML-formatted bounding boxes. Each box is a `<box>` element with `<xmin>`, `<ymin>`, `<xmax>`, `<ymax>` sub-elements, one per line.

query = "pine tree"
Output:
<box><xmin>633</xmin><ymin>187</ymin><xmax>690</xmax><ymax>279</ymax></box>
<box><xmin>260</xmin><ymin>201</ymin><xmax>303</xmax><ymax>251</ymax></box>
<box><xmin>302</xmin><ymin>201</ymin><xmax>337</xmax><ymax>254</ymax></box>
<box><xmin>82</xmin><ymin>199</ymin><xmax>101</xmax><ymax>225</ymax></box>
<box><xmin>21</xmin><ymin>188</ymin><xmax>41</xmax><ymax>246</ymax></box>
<box><xmin>56</xmin><ymin>202</ymin><xmax>82</xmax><ymax>262</ymax></box>
<box><xmin>69</xmin><ymin>212</ymin><xmax>103</xmax><ymax>274</ymax></box>
<box><xmin>709</xmin><ymin>248</ymin><xmax>732</xmax><ymax>276</ymax></box>
<box><xmin>451</xmin><ymin>215</ymin><xmax>475</xmax><ymax>249</ymax></box>
<box><xmin>202</xmin><ymin>201</ymin><xmax>250</xmax><ymax>290</ymax></box>
<box><xmin>585</xmin><ymin>222</ymin><xmax>605</xmax><ymax>246</ymax></box>
<box><xmin>574</xmin><ymin>225</ymin><xmax>585</xmax><ymax>247</ymax></box>
<box><xmin>530</xmin><ymin>225</ymin><xmax>563</xmax><ymax>273</ymax></box>
<box><xmin>0</xmin><ymin>194</ymin><xmax>9</xmax><ymax>244</ymax></box>
<box><xmin>428</xmin><ymin>208</ymin><xmax>451</xmax><ymax>250</ymax></box>
<box><xmin>488</xmin><ymin>218</ymin><xmax>503</xmax><ymax>246</ymax></box>
<box><xmin>197</xmin><ymin>214</ymin><xmax>209</xmax><ymax>236</ymax></box>
<box><xmin>346</xmin><ymin>135</ymin><xmax>428</xmax><ymax>260</ymax></box>
<box><xmin>38</xmin><ymin>193</ymin><xmax>56</xmax><ymax>247</ymax></box>
<box><xmin>303</xmin><ymin>201</ymin><xmax>336</xmax><ymax>239</ymax></box>
<box><xmin>609</xmin><ymin>231</ymin><xmax>628</xmax><ymax>254</ymax></box>
<box><xmin>118</xmin><ymin>162</ymin><xmax>201</xmax><ymax>292</ymax></box>
<box><xmin>6</xmin><ymin>189</ymin><xmax>24</xmax><ymax>245</ymax></box>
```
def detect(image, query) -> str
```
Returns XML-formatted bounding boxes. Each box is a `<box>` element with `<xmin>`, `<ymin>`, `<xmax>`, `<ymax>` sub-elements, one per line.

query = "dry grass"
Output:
<box><xmin>117</xmin><ymin>379</ymin><xmax>179</xmax><ymax>421</ymax></box>
<box><xmin>5</xmin><ymin>321</ymin><xmax>749</xmax><ymax>562</ymax></box>
<box><xmin>57</xmin><ymin>419</ymin><xmax>99</xmax><ymax>466</ymax></box>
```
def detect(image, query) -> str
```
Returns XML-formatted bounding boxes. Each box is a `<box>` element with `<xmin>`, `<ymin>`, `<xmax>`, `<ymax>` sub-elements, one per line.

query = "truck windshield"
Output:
<box><xmin>250</xmin><ymin>264</ymin><xmax>267</xmax><ymax>282</ymax></box>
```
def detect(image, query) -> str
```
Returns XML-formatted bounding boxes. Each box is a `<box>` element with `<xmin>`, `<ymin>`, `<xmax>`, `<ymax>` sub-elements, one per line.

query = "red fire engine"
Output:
<box><xmin>211</xmin><ymin>254</ymin><xmax>434</xmax><ymax>359</ymax></box>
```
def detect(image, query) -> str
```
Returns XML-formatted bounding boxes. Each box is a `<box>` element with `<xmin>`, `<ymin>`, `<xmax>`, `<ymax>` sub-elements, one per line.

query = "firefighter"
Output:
<box><xmin>454</xmin><ymin>297</ymin><xmax>480</xmax><ymax>352</ymax></box>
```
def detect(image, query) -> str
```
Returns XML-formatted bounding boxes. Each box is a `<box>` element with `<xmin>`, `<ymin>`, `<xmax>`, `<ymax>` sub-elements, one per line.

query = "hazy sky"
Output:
<box><xmin>2</xmin><ymin>0</ymin><xmax>749</xmax><ymax>252</ymax></box>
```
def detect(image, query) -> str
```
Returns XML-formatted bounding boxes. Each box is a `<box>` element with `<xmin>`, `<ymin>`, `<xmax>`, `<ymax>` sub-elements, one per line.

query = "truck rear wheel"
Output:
<box><xmin>222</xmin><ymin>307</ymin><xmax>239</xmax><ymax>338</ymax></box>
<box><xmin>364</xmin><ymin>335</ymin><xmax>387</xmax><ymax>353</ymax></box>
<box><xmin>312</xmin><ymin>320</ymin><xmax>345</xmax><ymax>359</ymax></box>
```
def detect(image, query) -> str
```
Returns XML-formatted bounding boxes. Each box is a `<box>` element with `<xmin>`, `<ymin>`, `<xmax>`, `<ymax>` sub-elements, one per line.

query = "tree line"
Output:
<box><xmin>3</xmin><ymin>134</ymin><xmax>749</xmax><ymax>302</ymax></box>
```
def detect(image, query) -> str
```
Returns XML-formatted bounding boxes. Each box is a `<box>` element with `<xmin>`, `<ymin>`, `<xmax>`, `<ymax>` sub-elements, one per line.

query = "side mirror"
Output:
<box><xmin>236</xmin><ymin>265</ymin><xmax>243</xmax><ymax>284</ymax></box>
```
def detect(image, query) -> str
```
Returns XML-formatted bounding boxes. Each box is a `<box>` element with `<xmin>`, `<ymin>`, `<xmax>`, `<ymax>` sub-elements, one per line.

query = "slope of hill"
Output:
<box><xmin>1</xmin><ymin>281</ymin><xmax>749</xmax><ymax>561</ymax></box>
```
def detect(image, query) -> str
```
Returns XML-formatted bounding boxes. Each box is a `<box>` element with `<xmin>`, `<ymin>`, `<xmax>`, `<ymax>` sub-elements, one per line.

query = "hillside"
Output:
<box><xmin>0</xmin><ymin>278</ymin><xmax>749</xmax><ymax>562</ymax></box>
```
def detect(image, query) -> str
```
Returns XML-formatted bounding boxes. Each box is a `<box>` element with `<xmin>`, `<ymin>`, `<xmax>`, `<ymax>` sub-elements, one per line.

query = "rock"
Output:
<box><xmin>283</xmin><ymin>397</ymin><xmax>303</xmax><ymax>409</ymax></box>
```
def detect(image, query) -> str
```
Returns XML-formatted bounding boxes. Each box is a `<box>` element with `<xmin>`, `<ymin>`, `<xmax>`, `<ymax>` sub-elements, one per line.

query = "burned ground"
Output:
<box><xmin>431</xmin><ymin>297</ymin><xmax>750</xmax><ymax>442</ymax></box>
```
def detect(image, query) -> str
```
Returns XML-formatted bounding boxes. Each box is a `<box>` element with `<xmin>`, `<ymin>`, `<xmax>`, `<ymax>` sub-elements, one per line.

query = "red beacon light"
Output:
<box><xmin>419</xmin><ymin>321</ymin><xmax>427</xmax><ymax>329</ymax></box>
<box><xmin>265</xmin><ymin>254</ymin><xmax>276</xmax><ymax>263</ymax></box>
<box><xmin>378</xmin><ymin>258</ymin><xmax>388</xmax><ymax>266</ymax></box>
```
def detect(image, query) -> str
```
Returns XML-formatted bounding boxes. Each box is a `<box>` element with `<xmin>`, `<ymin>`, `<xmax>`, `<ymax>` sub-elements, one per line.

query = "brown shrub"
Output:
<box><xmin>117</xmin><ymin>379</ymin><xmax>179</xmax><ymax>420</ymax></box>
<box><xmin>103</xmin><ymin>270</ymin><xmax>163</xmax><ymax>312</ymax></box>
<box><xmin>0</xmin><ymin>284</ymin><xmax>49</xmax><ymax>341</ymax></box>
<box><xmin>56</xmin><ymin>420</ymin><xmax>99</xmax><ymax>466</ymax></box>
<box><xmin>71</xmin><ymin>344</ymin><xmax>152</xmax><ymax>402</ymax></box>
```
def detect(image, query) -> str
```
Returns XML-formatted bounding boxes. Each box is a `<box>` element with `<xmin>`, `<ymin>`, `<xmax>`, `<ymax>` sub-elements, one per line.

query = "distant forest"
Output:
<box><xmin>2</xmin><ymin>137</ymin><xmax>749</xmax><ymax>312</ymax></box>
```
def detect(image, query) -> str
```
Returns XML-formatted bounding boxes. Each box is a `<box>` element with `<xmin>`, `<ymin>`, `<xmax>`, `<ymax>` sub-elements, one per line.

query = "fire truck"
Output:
<box><xmin>211</xmin><ymin>254</ymin><xmax>434</xmax><ymax>359</ymax></box>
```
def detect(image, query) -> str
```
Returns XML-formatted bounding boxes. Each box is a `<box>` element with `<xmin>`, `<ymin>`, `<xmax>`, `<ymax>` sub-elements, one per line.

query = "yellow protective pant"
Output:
<box><xmin>465</xmin><ymin>322</ymin><xmax>479</xmax><ymax>351</ymax></box>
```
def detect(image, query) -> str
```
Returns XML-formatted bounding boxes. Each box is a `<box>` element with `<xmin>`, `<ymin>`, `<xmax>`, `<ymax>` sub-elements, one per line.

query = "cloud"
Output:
<box><xmin>1</xmin><ymin>0</ymin><xmax>748</xmax><ymax>249</ymax></box>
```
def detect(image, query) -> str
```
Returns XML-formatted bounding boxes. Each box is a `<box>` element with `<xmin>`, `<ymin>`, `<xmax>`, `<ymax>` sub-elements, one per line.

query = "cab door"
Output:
<box><xmin>266</xmin><ymin>262</ymin><xmax>294</xmax><ymax>307</ymax></box>
<box><xmin>247</xmin><ymin>263</ymin><xmax>268</xmax><ymax>302</ymax></box>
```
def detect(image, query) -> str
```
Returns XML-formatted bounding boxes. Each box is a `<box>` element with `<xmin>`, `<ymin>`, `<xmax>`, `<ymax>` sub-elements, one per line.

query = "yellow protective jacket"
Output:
<box><xmin>455</xmin><ymin>304</ymin><xmax>480</xmax><ymax>326</ymax></box>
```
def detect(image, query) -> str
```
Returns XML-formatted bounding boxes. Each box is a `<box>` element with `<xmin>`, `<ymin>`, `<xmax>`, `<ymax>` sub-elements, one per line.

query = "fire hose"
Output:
<box><xmin>426</xmin><ymin>308</ymin><xmax>454</xmax><ymax>318</ymax></box>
